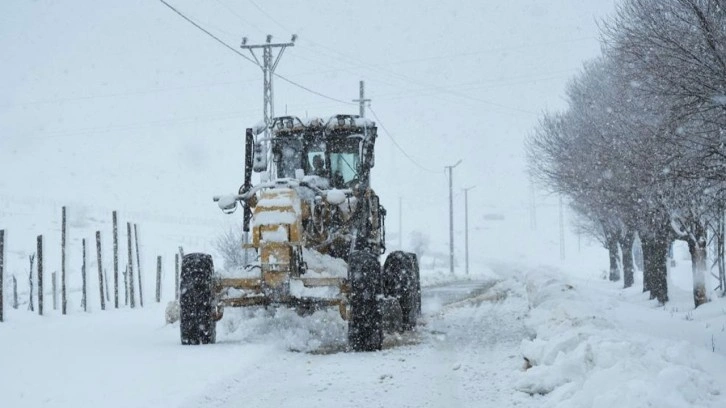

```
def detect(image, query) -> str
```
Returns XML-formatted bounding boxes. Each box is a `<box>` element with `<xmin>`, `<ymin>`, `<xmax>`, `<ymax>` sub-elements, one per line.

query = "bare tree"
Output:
<box><xmin>214</xmin><ymin>224</ymin><xmax>252</xmax><ymax>271</ymax></box>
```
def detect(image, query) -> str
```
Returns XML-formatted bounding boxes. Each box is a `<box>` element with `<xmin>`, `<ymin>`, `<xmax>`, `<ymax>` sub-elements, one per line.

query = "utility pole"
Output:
<box><xmin>240</xmin><ymin>34</ymin><xmax>297</xmax><ymax>138</ymax></box>
<box><xmin>463</xmin><ymin>186</ymin><xmax>476</xmax><ymax>275</ymax></box>
<box><xmin>445</xmin><ymin>160</ymin><xmax>462</xmax><ymax>275</ymax></box>
<box><xmin>398</xmin><ymin>196</ymin><xmax>403</xmax><ymax>250</ymax></box>
<box><xmin>352</xmin><ymin>80</ymin><xmax>370</xmax><ymax>117</ymax></box>
<box><xmin>559</xmin><ymin>195</ymin><xmax>565</xmax><ymax>261</ymax></box>
<box><xmin>529</xmin><ymin>176</ymin><xmax>537</xmax><ymax>231</ymax></box>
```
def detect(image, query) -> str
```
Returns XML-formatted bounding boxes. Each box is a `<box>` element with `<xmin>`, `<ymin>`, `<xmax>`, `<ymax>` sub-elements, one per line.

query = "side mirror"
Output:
<box><xmin>253</xmin><ymin>142</ymin><xmax>268</xmax><ymax>172</ymax></box>
<box><xmin>216</xmin><ymin>195</ymin><xmax>238</xmax><ymax>214</ymax></box>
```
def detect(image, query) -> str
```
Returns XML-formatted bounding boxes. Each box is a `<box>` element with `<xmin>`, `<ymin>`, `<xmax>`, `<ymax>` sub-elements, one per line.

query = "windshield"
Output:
<box><xmin>305</xmin><ymin>140</ymin><xmax>327</xmax><ymax>177</ymax></box>
<box><xmin>272</xmin><ymin>138</ymin><xmax>303</xmax><ymax>178</ymax></box>
<box><xmin>328</xmin><ymin>137</ymin><xmax>361</xmax><ymax>187</ymax></box>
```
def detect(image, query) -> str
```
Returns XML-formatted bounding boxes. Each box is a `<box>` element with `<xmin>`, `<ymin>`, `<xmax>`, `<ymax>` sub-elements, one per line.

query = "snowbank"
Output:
<box><xmin>518</xmin><ymin>272</ymin><xmax>726</xmax><ymax>407</ymax></box>
<box><xmin>419</xmin><ymin>263</ymin><xmax>499</xmax><ymax>287</ymax></box>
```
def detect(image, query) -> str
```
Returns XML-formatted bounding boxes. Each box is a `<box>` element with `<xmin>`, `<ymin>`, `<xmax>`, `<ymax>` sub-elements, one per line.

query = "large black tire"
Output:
<box><xmin>348</xmin><ymin>251</ymin><xmax>383</xmax><ymax>352</ymax></box>
<box><xmin>180</xmin><ymin>253</ymin><xmax>216</xmax><ymax>345</ymax></box>
<box><xmin>383</xmin><ymin>251</ymin><xmax>421</xmax><ymax>330</ymax></box>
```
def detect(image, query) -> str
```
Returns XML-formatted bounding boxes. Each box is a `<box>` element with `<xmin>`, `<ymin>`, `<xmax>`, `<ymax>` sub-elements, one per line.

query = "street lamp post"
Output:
<box><xmin>445</xmin><ymin>160</ymin><xmax>462</xmax><ymax>275</ymax></box>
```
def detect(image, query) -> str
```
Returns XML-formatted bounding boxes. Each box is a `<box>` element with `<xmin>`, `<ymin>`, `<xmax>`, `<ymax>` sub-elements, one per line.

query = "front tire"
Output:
<box><xmin>180</xmin><ymin>253</ymin><xmax>217</xmax><ymax>345</ymax></box>
<box><xmin>348</xmin><ymin>251</ymin><xmax>383</xmax><ymax>352</ymax></box>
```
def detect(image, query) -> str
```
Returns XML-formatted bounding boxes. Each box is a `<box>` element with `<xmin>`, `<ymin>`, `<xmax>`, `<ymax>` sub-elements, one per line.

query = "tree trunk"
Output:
<box><xmin>651</xmin><ymin>235</ymin><xmax>669</xmax><ymax>304</ymax></box>
<box><xmin>642</xmin><ymin>230</ymin><xmax>669</xmax><ymax>304</ymax></box>
<box><xmin>687</xmin><ymin>231</ymin><xmax>709</xmax><ymax>308</ymax></box>
<box><xmin>607</xmin><ymin>237</ymin><xmax>620</xmax><ymax>281</ymax></box>
<box><xmin>620</xmin><ymin>229</ymin><xmax>636</xmax><ymax>288</ymax></box>
<box><xmin>642</xmin><ymin>237</ymin><xmax>653</xmax><ymax>295</ymax></box>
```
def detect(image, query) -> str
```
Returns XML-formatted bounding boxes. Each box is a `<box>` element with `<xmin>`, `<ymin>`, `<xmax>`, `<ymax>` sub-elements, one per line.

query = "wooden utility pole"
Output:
<box><xmin>127</xmin><ymin>222</ymin><xmax>135</xmax><ymax>308</ymax></box>
<box><xmin>37</xmin><ymin>235</ymin><xmax>43</xmax><ymax>316</ymax></box>
<box><xmin>134</xmin><ymin>224</ymin><xmax>143</xmax><ymax>307</ymax></box>
<box><xmin>61</xmin><ymin>206</ymin><xmax>67</xmax><ymax>315</ymax></box>
<box><xmin>112</xmin><ymin>211</ymin><xmax>119</xmax><ymax>308</ymax></box>
<box><xmin>95</xmin><ymin>231</ymin><xmax>105</xmax><ymax>310</ymax></box>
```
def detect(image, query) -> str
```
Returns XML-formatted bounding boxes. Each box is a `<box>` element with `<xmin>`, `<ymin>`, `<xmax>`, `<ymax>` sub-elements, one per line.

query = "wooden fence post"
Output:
<box><xmin>127</xmin><ymin>222</ymin><xmax>135</xmax><ymax>308</ymax></box>
<box><xmin>28</xmin><ymin>254</ymin><xmax>35</xmax><ymax>312</ymax></box>
<box><xmin>61</xmin><ymin>206</ymin><xmax>67</xmax><ymax>315</ymax></box>
<box><xmin>104</xmin><ymin>269</ymin><xmax>110</xmax><ymax>302</ymax></box>
<box><xmin>174</xmin><ymin>253</ymin><xmax>180</xmax><ymax>300</ymax></box>
<box><xmin>0</xmin><ymin>229</ymin><xmax>4</xmax><ymax>322</ymax></box>
<box><xmin>113</xmin><ymin>211</ymin><xmax>119</xmax><ymax>308</ymax></box>
<box><xmin>52</xmin><ymin>272</ymin><xmax>57</xmax><ymax>310</ymax></box>
<box><xmin>12</xmin><ymin>275</ymin><xmax>18</xmax><ymax>309</ymax></box>
<box><xmin>96</xmin><ymin>231</ymin><xmax>105</xmax><ymax>311</ymax></box>
<box><xmin>156</xmin><ymin>256</ymin><xmax>162</xmax><ymax>303</ymax></box>
<box><xmin>81</xmin><ymin>238</ymin><xmax>87</xmax><ymax>312</ymax></box>
<box><xmin>124</xmin><ymin>264</ymin><xmax>128</xmax><ymax>306</ymax></box>
<box><xmin>37</xmin><ymin>235</ymin><xmax>43</xmax><ymax>316</ymax></box>
<box><xmin>134</xmin><ymin>224</ymin><xmax>143</xmax><ymax>307</ymax></box>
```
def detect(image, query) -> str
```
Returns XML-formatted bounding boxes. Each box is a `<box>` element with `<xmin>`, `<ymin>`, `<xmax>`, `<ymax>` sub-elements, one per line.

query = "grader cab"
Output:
<box><xmin>180</xmin><ymin>114</ymin><xmax>421</xmax><ymax>352</ymax></box>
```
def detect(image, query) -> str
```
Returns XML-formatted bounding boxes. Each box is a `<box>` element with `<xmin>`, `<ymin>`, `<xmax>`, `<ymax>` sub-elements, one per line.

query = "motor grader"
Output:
<box><xmin>179</xmin><ymin>114</ymin><xmax>421</xmax><ymax>351</ymax></box>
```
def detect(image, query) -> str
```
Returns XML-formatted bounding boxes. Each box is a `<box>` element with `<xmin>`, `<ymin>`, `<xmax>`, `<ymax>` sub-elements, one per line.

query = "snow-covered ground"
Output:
<box><xmin>3</xmin><ymin>260</ymin><xmax>725</xmax><ymax>408</ymax></box>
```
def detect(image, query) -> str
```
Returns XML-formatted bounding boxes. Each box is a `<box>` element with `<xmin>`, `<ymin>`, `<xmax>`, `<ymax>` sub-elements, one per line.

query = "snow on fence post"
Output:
<box><xmin>61</xmin><ymin>206</ymin><xmax>67</xmax><ymax>315</ymax></box>
<box><xmin>112</xmin><ymin>211</ymin><xmax>119</xmax><ymax>309</ymax></box>
<box><xmin>174</xmin><ymin>253</ymin><xmax>180</xmax><ymax>300</ymax></box>
<box><xmin>95</xmin><ymin>231</ymin><xmax>105</xmax><ymax>311</ymax></box>
<box><xmin>12</xmin><ymin>275</ymin><xmax>18</xmax><ymax>309</ymax></box>
<box><xmin>156</xmin><ymin>256</ymin><xmax>162</xmax><ymax>303</ymax></box>
<box><xmin>52</xmin><ymin>272</ymin><xmax>57</xmax><ymax>311</ymax></box>
<box><xmin>28</xmin><ymin>254</ymin><xmax>35</xmax><ymax>312</ymax></box>
<box><xmin>134</xmin><ymin>224</ymin><xmax>143</xmax><ymax>307</ymax></box>
<box><xmin>127</xmin><ymin>222</ymin><xmax>135</xmax><ymax>308</ymax></box>
<box><xmin>81</xmin><ymin>238</ymin><xmax>87</xmax><ymax>312</ymax></box>
<box><xmin>0</xmin><ymin>229</ymin><xmax>4</xmax><ymax>322</ymax></box>
<box><xmin>37</xmin><ymin>235</ymin><xmax>43</xmax><ymax>316</ymax></box>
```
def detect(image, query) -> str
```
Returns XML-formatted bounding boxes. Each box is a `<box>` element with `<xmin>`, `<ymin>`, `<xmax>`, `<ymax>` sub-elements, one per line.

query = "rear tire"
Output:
<box><xmin>348</xmin><ymin>251</ymin><xmax>383</xmax><ymax>352</ymax></box>
<box><xmin>383</xmin><ymin>251</ymin><xmax>421</xmax><ymax>330</ymax></box>
<box><xmin>180</xmin><ymin>253</ymin><xmax>217</xmax><ymax>345</ymax></box>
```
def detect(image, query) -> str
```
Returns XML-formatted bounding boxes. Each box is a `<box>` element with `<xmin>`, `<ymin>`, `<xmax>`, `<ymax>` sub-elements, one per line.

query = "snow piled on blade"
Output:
<box><xmin>518</xmin><ymin>271</ymin><xmax>726</xmax><ymax>407</ymax></box>
<box><xmin>302</xmin><ymin>248</ymin><xmax>347</xmax><ymax>277</ymax></box>
<box><xmin>220</xmin><ymin>307</ymin><xmax>347</xmax><ymax>353</ymax></box>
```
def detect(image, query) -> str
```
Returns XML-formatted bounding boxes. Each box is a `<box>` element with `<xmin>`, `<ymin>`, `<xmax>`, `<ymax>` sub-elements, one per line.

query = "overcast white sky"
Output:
<box><xmin>0</xmin><ymin>0</ymin><xmax>618</xmax><ymax>255</ymax></box>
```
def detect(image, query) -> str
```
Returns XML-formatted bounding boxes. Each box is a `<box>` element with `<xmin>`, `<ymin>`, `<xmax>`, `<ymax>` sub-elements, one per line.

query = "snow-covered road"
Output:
<box><xmin>2</xmin><ymin>276</ymin><xmax>539</xmax><ymax>408</ymax></box>
<box><xmin>178</xmin><ymin>277</ymin><xmax>536</xmax><ymax>408</ymax></box>
<box><xmin>4</xmin><ymin>266</ymin><xmax>726</xmax><ymax>408</ymax></box>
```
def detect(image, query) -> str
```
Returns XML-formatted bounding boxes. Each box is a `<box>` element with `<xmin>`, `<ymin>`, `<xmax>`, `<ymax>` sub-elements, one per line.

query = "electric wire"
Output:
<box><xmin>158</xmin><ymin>0</ymin><xmax>355</xmax><ymax>106</ymax></box>
<box><xmin>368</xmin><ymin>106</ymin><xmax>442</xmax><ymax>174</ymax></box>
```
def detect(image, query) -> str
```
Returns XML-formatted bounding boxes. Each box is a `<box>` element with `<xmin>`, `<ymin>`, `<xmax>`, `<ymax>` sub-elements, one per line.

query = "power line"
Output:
<box><xmin>368</xmin><ymin>106</ymin><xmax>441</xmax><ymax>174</ymax></box>
<box><xmin>275</xmin><ymin>75</ymin><xmax>354</xmax><ymax>105</ymax></box>
<box><xmin>157</xmin><ymin>0</ymin><xmax>353</xmax><ymax>107</ymax></box>
<box><xmin>238</xmin><ymin>0</ymin><xmax>537</xmax><ymax>116</ymax></box>
<box><xmin>158</xmin><ymin>0</ymin><xmax>256</xmax><ymax>63</ymax></box>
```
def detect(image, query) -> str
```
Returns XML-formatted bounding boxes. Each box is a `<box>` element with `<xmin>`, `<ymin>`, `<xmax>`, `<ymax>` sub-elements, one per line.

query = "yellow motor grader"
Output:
<box><xmin>180</xmin><ymin>114</ymin><xmax>421</xmax><ymax>351</ymax></box>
